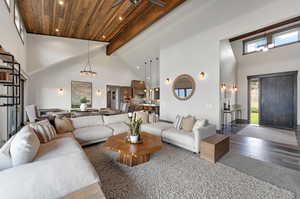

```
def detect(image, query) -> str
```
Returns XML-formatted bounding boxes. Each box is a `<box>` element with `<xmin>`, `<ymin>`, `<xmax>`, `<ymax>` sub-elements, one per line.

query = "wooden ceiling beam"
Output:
<box><xmin>106</xmin><ymin>0</ymin><xmax>186</xmax><ymax>55</ymax></box>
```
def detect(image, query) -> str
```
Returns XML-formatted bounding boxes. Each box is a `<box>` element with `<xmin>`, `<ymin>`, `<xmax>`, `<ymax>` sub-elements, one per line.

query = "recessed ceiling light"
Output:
<box><xmin>136</xmin><ymin>66</ymin><xmax>141</xmax><ymax>70</ymax></box>
<box><xmin>58</xmin><ymin>1</ymin><xmax>64</xmax><ymax>5</ymax></box>
<box><xmin>102</xmin><ymin>35</ymin><xmax>106</xmax><ymax>39</ymax></box>
<box><xmin>118</xmin><ymin>16</ymin><xmax>123</xmax><ymax>21</ymax></box>
<box><xmin>55</xmin><ymin>28</ymin><xmax>59</xmax><ymax>32</ymax></box>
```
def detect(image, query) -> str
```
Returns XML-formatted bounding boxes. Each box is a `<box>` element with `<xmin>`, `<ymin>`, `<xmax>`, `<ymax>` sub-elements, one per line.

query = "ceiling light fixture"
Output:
<box><xmin>80</xmin><ymin>24</ymin><xmax>97</xmax><ymax>78</ymax></box>
<box><xmin>118</xmin><ymin>16</ymin><xmax>123</xmax><ymax>21</ymax></box>
<box><xmin>55</xmin><ymin>28</ymin><xmax>59</xmax><ymax>32</ymax></box>
<box><xmin>102</xmin><ymin>35</ymin><xmax>106</xmax><ymax>39</ymax></box>
<box><xmin>58</xmin><ymin>1</ymin><xmax>64</xmax><ymax>5</ymax></box>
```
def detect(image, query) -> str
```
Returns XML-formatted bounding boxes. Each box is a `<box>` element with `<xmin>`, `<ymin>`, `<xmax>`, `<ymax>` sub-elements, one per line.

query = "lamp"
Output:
<box><xmin>80</xmin><ymin>24</ymin><xmax>97</xmax><ymax>78</ymax></box>
<box><xmin>199</xmin><ymin>72</ymin><xmax>206</xmax><ymax>79</ymax></box>
<box><xmin>96</xmin><ymin>89</ymin><xmax>102</xmax><ymax>96</ymax></box>
<box><xmin>165</xmin><ymin>78</ymin><xmax>171</xmax><ymax>84</ymax></box>
<box><xmin>232</xmin><ymin>85</ymin><xmax>238</xmax><ymax>92</ymax></box>
<box><xmin>57</xmin><ymin>88</ymin><xmax>64</xmax><ymax>96</ymax></box>
<box><xmin>221</xmin><ymin>83</ymin><xmax>226</xmax><ymax>90</ymax></box>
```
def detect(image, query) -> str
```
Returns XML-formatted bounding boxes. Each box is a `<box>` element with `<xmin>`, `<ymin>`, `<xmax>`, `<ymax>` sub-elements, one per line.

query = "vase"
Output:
<box><xmin>130</xmin><ymin>135</ymin><xmax>139</xmax><ymax>144</ymax></box>
<box><xmin>80</xmin><ymin>103</ymin><xmax>87</xmax><ymax>111</ymax></box>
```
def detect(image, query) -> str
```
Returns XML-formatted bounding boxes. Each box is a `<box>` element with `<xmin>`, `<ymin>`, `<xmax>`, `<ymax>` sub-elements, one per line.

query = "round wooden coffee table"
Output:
<box><xmin>103</xmin><ymin>132</ymin><xmax>162</xmax><ymax>167</ymax></box>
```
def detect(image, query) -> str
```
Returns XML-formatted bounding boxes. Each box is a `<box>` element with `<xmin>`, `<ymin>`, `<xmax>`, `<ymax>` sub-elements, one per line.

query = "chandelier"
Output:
<box><xmin>80</xmin><ymin>25</ymin><xmax>97</xmax><ymax>77</ymax></box>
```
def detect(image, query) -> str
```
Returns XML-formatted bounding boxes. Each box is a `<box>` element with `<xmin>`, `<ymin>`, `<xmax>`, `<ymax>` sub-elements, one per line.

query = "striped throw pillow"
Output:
<box><xmin>30</xmin><ymin>120</ymin><xmax>57</xmax><ymax>143</ymax></box>
<box><xmin>173</xmin><ymin>115</ymin><xmax>183</xmax><ymax>130</ymax></box>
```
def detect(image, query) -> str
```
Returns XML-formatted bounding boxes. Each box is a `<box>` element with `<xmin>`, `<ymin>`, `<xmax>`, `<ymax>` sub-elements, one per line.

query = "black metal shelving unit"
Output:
<box><xmin>0</xmin><ymin>46</ymin><xmax>21</xmax><ymax>138</ymax></box>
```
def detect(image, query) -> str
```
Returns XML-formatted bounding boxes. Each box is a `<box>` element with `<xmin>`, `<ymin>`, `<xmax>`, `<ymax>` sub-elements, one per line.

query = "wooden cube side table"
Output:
<box><xmin>200</xmin><ymin>134</ymin><xmax>230</xmax><ymax>163</ymax></box>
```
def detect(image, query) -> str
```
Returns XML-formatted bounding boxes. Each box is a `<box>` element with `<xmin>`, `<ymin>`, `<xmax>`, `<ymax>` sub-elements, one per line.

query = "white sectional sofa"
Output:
<box><xmin>0</xmin><ymin>113</ymin><xmax>216</xmax><ymax>199</ymax></box>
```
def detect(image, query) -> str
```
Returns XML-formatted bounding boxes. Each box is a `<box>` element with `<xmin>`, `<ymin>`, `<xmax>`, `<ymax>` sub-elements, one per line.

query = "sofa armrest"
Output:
<box><xmin>0</xmin><ymin>152</ymin><xmax>100</xmax><ymax>199</ymax></box>
<box><xmin>193</xmin><ymin>124</ymin><xmax>216</xmax><ymax>153</ymax></box>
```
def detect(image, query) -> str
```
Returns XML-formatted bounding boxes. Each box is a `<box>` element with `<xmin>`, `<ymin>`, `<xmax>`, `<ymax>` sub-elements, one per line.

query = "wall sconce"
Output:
<box><xmin>57</xmin><ymin>88</ymin><xmax>64</xmax><ymax>96</ymax></box>
<box><xmin>232</xmin><ymin>85</ymin><xmax>238</xmax><ymax>92</ymax></box>
<box><xmin>220</xmin><ymin>83</ymin><xmax>226</xmax><ymax>90</ymax></box>
<box><xmin>165</xmin><ymin>78</ymin><xmax>171</xmax><ymax>84</ymax></box>
<box><xmin>199</xmin><ymin>72</ymin><xmax>206</xmax><ymax>79</ymax></box>
<box><xmin>96</xmin><ymin>89</ymin><xmax>102</xmax><ymax>96</ymax></box>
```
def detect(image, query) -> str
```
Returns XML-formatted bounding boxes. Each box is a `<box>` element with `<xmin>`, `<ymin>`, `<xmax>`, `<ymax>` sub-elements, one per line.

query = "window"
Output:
<box><xmin>3</xmin><ymin>0</ymin><xmax>10</xmax><ymax>11</ymax></box>
<box><xmin>243</xmin><ymin>25</ymin><xmax>300</xmax><ymax>55</ymax></box>
<box><xmin>273</xmin><ymin>29</ymin><xmax>300</xmax><ymax>47</ymax></box>
<box><xmin>14</xmin><ymin>3</ymin><xmax>24</xmax><ymax>43</ymax></box>
<box><xmin>244</xmin><ymin>38</ymin><xmax>267</xmax><ymax>53</ymax></box>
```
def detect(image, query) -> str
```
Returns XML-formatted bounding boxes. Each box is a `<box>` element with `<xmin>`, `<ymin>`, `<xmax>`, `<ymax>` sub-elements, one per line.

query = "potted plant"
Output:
<box><xmin>124</xmin><ymin>119</ymin><xmax>143</xmax><ymax>144</ymax></box>
<box><xmin>80</xmin><ymin>97</ymin><xmax>89</xmax><ymax>111</ymax></box>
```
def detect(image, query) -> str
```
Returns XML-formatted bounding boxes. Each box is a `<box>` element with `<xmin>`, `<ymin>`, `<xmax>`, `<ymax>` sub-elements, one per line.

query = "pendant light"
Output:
<box><xmin>80</xmin><ymin>24</ymin><xmax>97</xmax><ymax>77</ymax></box>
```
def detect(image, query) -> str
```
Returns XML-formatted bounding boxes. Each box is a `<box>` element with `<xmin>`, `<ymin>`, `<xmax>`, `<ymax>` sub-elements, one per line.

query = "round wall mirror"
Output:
<box><xmin>172</xmin><ymin>74</ymin><xmax>196</xmax><ymax>101</ymax></box>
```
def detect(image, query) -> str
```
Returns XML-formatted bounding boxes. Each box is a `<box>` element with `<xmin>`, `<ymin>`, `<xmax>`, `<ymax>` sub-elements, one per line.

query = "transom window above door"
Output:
<box><xmin>243</xmin><ymin>24</ymin><xmax>300</xmax><ymax>55</ymax></box>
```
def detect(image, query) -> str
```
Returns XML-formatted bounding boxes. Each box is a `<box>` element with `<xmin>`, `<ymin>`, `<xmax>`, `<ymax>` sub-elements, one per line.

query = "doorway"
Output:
<box><xmin>249</xmin><ymin>79</ymin><xmax>259</xmax><ymax>125</ymax></box>
<box><xmin>248</xmin><ymin>71</ymin><xmax>297</xmax><ymax>129</ymax></box>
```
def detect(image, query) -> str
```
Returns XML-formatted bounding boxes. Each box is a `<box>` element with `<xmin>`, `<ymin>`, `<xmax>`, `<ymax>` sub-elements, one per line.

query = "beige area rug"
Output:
<box><xmin>237</xmin><ymin>125</ymin><xmax>298</xmax><ymax>146</ymax></box>
<box><xmin>84</xmin><ymin>143</ymin><xmax>295</xmax><ymax>199</ymax></box>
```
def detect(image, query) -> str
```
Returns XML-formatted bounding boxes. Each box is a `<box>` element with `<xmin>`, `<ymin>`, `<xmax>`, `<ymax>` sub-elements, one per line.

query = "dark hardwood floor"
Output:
<box><xmin>221</xmin><ymin>122</ymin><xmax>300</xmax><ymax>171</ymax></box>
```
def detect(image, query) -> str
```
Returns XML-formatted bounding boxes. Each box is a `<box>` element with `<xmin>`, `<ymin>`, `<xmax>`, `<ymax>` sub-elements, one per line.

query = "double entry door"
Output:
<box><xmin>248</xmin><ymin>71</ymin><xmax>297</xmax><ymax>129</ymax></box>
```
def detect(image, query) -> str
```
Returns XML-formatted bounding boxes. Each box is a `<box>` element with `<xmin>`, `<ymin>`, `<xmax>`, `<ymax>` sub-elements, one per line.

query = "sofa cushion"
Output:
<box><xmin>71</xmin><ymin>116</ymin><xmax>104</xmax><ymax>129</ymax></box>
<box><xmin>0</xmin><ymin>135</ymin><xmax>15</xmax><ymax>171</ymax></box>
<box><xmin>192</xmin><ymin>119</ymin><xmax>207</xmax><ymax>132</ymax></box>
<box><xmin>10</xmin><ymin>126</ymin><xmax>40</xmax><ymax>167</ymax></box>
<box><xmin>107</xmin><ymin>122</ymin><xmax>129</xmax><ymax>135</ymax></box>
<box><xmin>103</xmin><ymin>113</ymin><xmax>129</xmax><ymax>125</ymax></box>
<box><xmin>73</xmin><ymin>126</ymin><xmax>113</xmax><ymax>145</ymax></box>
<box><xmin>163</xmin><ymin>127</ymin><xmax>194</xmax><ymax>148</ymax></box>
<box><xmin>141</xmin><ymin>122</ymin><xmax>173</xmax><ymax>136</ymax></box>
<box><xmin>55</xmin><ymin>118</ymin><xmax>74</xmax><ymax>134</ymax></box>
<box><xmin>0</xmin><ymin>152</ymin><xmax>100</xmax><ymax>199</ymax></box>
<box><xmin>35</xmin><ymin>136</ymin><xmax>83</xmax><ymax>161</ymax></box>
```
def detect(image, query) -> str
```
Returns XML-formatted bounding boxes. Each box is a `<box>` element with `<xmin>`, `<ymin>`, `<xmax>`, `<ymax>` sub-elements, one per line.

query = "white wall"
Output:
<box><xmin>123</xmin><ymin>0</ymin><xmax>300</xmax><ymax>129</ymax></box>
<box><xmin>0</xmin><ymin>0</ymin><xmax>27</xmax><ymax>141</ymax></box>
<box><xmin>27</xmin><ymin>34</ymin><xmax>141</xmax><ymax>109</ymax></box>
<box><xmin>220</xmin><ymin>40</ymin><xmax>237</xmax><ymax>124</ymax></box>
<box><xmin>232</xmin><ymin>39</ymin><xmax>300</xmax><ymax>124</ymax></box>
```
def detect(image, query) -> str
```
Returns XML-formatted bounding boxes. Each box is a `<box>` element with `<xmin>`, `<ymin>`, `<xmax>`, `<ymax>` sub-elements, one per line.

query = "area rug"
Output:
<box><xmin>84</xmin><ymin>143</ymin><xmax>295</xmax><ymax>199</ymax></box>
<box><xmin>237</xmin><ymin>125</ymin><xmax>298</xmax><ymax>146</ymax></box>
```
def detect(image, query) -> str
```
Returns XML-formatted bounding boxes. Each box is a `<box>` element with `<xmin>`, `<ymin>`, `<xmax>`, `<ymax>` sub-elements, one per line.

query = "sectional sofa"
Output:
<box><xmin>0</xmin><ymin>113</ymin><xmax>216</xmax><ymax>199</ymax></box>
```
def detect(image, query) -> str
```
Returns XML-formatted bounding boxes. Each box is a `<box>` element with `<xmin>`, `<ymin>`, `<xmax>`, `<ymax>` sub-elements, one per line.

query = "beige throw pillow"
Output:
<box><xmin>30</xmin><ymin>120</ymin><xmax>57</xmax><ymax>143</ymax></box>
<box><xmin>181</xmin><ymin>116</ymin><xmax>196</xmax><ymax>132</ymax></box>
<box><xmin>55</xmin><ymin>118</ymin><xmax>74</xmax><ymax>134</ymax></box>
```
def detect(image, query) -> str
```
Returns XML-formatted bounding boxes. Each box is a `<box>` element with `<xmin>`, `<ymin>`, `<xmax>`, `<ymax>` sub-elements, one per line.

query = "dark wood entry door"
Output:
<box><xmin>259</xmin><ymin>72</ymin><xmax>297</xmax><ymax>129</ymax></box>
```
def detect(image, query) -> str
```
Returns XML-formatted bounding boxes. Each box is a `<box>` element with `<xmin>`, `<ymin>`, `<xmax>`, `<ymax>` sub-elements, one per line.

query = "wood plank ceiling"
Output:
<box><xmin>17</xmin><ymin>0</ymin><xmax>186</xmax><ymax>55</ymax></box>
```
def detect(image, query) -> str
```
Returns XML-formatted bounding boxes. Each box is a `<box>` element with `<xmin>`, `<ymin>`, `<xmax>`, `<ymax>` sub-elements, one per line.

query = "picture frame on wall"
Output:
<box><xmin>71</xmin><ymin>81</ymin><xmax>92</xmax><ymax>108</ymax></box>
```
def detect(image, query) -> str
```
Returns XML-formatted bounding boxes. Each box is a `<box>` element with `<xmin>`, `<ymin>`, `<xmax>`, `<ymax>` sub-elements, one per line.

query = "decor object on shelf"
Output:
<box><xmin>172</xmin><ymin>74</ymin><xmax>196</xmax><ymax>101</ymax></box>
<box><xmin>80</xmin><ymin>24</ymin><xmax>97</xmax><ymax>78</ymax></box>
<box><xmin>221</xmin><ymin>83</ymin><xmax>226</xmax><ymax>90</ymax></box>
<box><xmin>124</xmin><ymin>118</ymin><xmax>143</xmax><ymax>144</ymax></box>
<box><xmin>112</xmin><ymin>0</ymin><xmax>166</xmax><ymax>8</ymax></box>
<box><xmin>80</xmin><ymin>97</ymin><xmax>89</xmax><ymax>111</ymax></box>
<box><xmin>71</xmin><ymin>81</ymin><xmax>92</xmax><ymax>108</ymax></box>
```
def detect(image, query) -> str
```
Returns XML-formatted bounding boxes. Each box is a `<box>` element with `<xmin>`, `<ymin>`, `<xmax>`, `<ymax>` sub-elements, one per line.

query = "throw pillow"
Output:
<box><xmin>181</xmin><ymin>115</ymin><xmax>196</xmax><ymax>132</ymax></box>
<box><xmin>149</xmin><ymin>113</ymin><xmax>159</xmax><ymax>124</ymax></box>
<box><xmin>0</xmin><ymin>135</ymin><xmax>15</xmax><ymax>171</ymax></box>
<box><xmin>173</xmin><ymin>115</ymin><xmax>183</xmax><ymax>130</ymax></box>
<box><xmin>192</xmin><ymin>119</ymin><xmax>208</xmax><ymax>132</ymax></box>
<box><xmin>54</xmin><ymin>118</ymin><xmax>74</xmax><ymax>134</ymax></box>
<box><xmin>30</xmin><ymin>120</ymin><xmax>57</xmax><ymax>143</ymax></box>
<box><xmin>10</xmin><ymin>126</ymin><xmax>40</xmax><ymax>166</ymax></box>
<box><xmin>134</xmin><ymin>111</ymin><xmax>149</xmax><ymax>123</ymax></box>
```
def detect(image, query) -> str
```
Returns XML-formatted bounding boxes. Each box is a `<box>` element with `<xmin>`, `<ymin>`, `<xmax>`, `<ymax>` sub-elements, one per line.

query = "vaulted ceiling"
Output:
<box><xmin>18</xmin><ymin>0</ymin><xmax>186</xmax><ymax>55</ymax></box>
